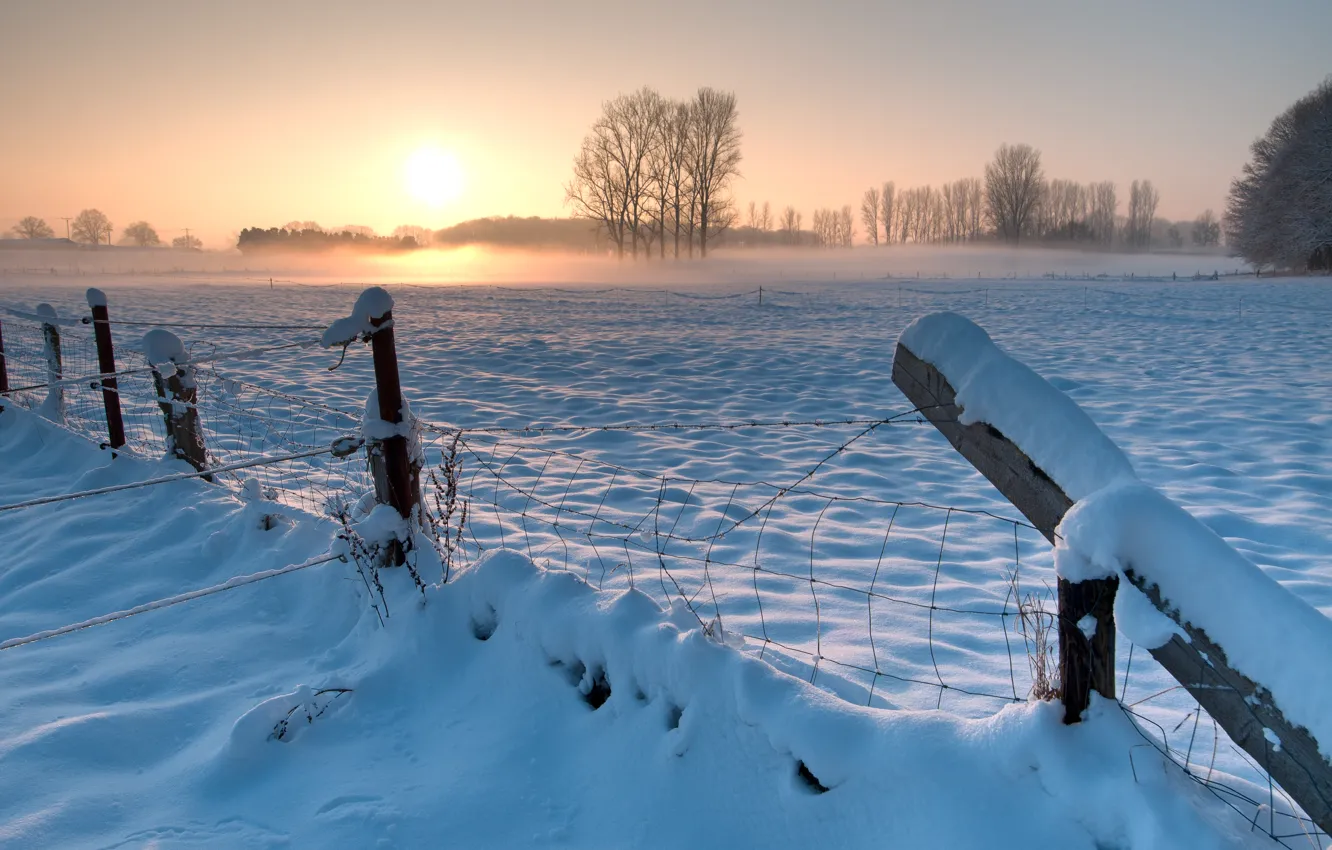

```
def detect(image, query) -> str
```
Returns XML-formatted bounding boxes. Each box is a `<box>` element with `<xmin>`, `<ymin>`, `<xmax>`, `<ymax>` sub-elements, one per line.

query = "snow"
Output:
<box><xmin>3</xmin><ymin>265</ymin><xmax>1331</xmax><ymax>847</ymax></box>
<box><xmin>321</xmin><ymin>285</ymin><xmax>394</xmax><ymax>348</ymax></box>
<box><xmin>1056</xmin><ymin>479</ymin><xmax>1332</xmax><ymax>755</ymax></box>
<box><xmin>899</xmin><ymin>311</ymin><xmax>1136</xmax><ymax>501</ymax></box>
<box><xmin>84</xmin><ymin>287</ymin><xmax>107</xmax><ymax>309</ymax></box>
<box><xmin>141</xmin><ymin>327</ymin><xmax>188</xmax><ymax>366</ymax></box>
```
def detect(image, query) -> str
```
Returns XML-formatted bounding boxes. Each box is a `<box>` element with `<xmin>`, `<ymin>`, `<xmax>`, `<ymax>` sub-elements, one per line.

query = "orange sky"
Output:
<box><xmin>3</xmin><ymin>0</ymin><xmax>1330</xmax><ymax>250</ymax></box>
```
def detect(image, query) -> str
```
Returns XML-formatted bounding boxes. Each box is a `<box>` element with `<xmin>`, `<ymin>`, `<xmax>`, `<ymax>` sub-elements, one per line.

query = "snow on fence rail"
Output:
<box><xmin>3</xmin><ymin>287</ymin><xmax>1330</xmax><ymax>845</ymax></box>
<box><xmin>895</xmin><ymin>310</ymin><xmax>1332</xmax><ymax>841</ymax></box>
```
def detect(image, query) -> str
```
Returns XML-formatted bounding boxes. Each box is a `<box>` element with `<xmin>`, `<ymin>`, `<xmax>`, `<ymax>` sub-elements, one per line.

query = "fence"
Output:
<box><xmin>0</xmin><ymin>285</ymin><xmax>1327</xmax><ymax>847</ymax></box>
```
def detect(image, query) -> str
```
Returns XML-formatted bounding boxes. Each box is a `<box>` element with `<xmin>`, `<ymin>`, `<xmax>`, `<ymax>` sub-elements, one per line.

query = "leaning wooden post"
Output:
<box><xmin>143</xmin><ymin>329</ymin><xmax>208</xmax><ymax>474</ymax></box>
<box><xmin>894</xmin><ymin>313</ymin><xmax>1332</xmax><ymax>835</ymax></box>
<box><xmin>36</xmin><ymin>303</ymin><xmax>65</xmax><ymax>422</ymax></box>
<box><xmin>891</xmin><ymin>323</ymin><xmax>1117</xmax><ymax>724</ymax></box>
<box><xmin>86</xmin><ymin>288</ymin><xmax>126</xmax><ymax>450</ymax></box>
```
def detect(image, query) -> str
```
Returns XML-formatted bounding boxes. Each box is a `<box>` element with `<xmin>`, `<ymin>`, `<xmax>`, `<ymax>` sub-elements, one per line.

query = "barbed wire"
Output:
<box><xmin>0</xmin><ymin>552</ymin><xmax>346</xmax><ymax>652</ymax></box>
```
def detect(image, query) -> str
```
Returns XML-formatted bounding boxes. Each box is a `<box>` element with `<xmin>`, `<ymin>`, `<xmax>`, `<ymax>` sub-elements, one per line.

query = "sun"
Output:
<box><xmin>405</xmin><ymin>147</ymin><xmax>464</xmax><ymax>208</ymax></box>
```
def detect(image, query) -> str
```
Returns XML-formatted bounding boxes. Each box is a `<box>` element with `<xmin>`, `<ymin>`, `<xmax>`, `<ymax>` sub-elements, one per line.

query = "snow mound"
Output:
<box><xmin>899</xmin><ymin>311</ymin><xmax>1135</xmax><ymax>501</ymax></box>
<box><xmin>322</xmin><ymin>286</ymin><xmax>394</xmax><ymax>348</ymax></box>
<box><xmin>1056</xmin><ymin>480</ymin><xmax>1332</xmax><ymax>754</ymax></box>
<box><xmin>142</xmin><ymin>328</ymin><xmax>188</xmax><ymax>366</ymax></box>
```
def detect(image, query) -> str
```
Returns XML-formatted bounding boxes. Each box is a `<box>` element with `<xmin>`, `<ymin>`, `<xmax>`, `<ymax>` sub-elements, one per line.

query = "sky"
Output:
<box><xmin>2</xmin><ymin>0</ymin><xmax>1329</xmax><ymax>250</ymax></box>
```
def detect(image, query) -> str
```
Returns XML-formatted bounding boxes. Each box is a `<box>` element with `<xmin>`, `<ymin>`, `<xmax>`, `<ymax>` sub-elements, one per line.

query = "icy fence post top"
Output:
<box><xmin>142</xmin><ymin>328</ymin><xmax>189</xmax><ymax>368</ymax></box>
<box><xmin>85</xmin><ymin>288</ymin><xmax>107</xmax><ymax>310</ymax></box>
<box><xmin>322</xmin><ymin>286</ymin><xmax>394</xmax><ymax>348</ymax></box>
<box><xmin>894</xmin><ymin>311</ymin><xmax>1332</xmax><ymax>836</ymax></box>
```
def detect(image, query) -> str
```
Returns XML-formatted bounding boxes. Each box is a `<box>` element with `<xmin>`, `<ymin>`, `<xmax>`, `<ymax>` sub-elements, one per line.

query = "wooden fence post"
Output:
<box><xmin>86</xmin><ymin>288</ymin><xmax>126</xmax><ymax>450</ymax></box>
<box><xmin>366</xmin><ymin>302</ymin><xmax>421</xmax><ymax>564</ymax></box>
<box><xmin>36</xmin><ymin>304</ymin><xmax>65</xmax><ymax>422</ymax></box>
<box><xmin>894</xmin><ymin>322</ymin><xmax>1332</xmax><ymax>835</ymax></box>
<box><xmin>143</xmin><ymin>329</ymin><xmax>208</xmax><ymax>475</ymax></box>
<box><xmin>891</xmin><ymin>342</ymin><xmax>1117</xmax><ymax>724</ymax></box>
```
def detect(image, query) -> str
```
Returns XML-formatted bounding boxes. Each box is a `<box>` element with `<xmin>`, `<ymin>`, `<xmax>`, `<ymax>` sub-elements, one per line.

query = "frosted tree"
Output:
<box><xmin>121</xmin><ymin>221</ymin><xmax>161</xmax><ymax>247</ymax></box>
<box><xmin>11</xmin><ymin>216</ymin><xmax>54</xmax><ymax>239</ymax></box>
<box><xmin>1226</xmin><ymin>78</ymin><xmax>1332</xmax><ymax>271</ymax></box>
<box><xmin>71</xmin><ymin>209</ymin><xmax>113</xmax><ymax>246</ymax></box>
<box><xmin>984</xmin><ymin>144</ymin><xmax>1044</xmax><ymax>243</ymax></box>
<box><xmin>1191</xmin><ymin>210</ymin><xmax>1221</xmax><ymax>247</ymax></box>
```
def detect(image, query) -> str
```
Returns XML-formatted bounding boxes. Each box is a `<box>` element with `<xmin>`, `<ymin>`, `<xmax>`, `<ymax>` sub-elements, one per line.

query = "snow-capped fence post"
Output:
<box><xmin>321</xmin><ymin>286</ymin><xmax>421</xmax><ymax>566</ymax></box>
<box><xmin>891</xmin><ymin>335</ymin><xmax>1117</xmax><ymax>724</ymax></box>
<box><xmin>893</xmin><ymin>313</ymin><xmax>1332</xmax><ymax>836</ymax></box>
<box><xmin>366</xmin><ymin>301</ymin><xmax>420</xmax><ymax>528</ymax></box>
<box><xmin>144</xmin><ymin>329</ymin><xmax>208</xmax><ymax>475</ymax></box>
<box><xmin>36</xmin><ymin>304</ymin><xmax>65</xmax><ymax>422</ymax></box>
<box><xmin>86</xmin><ymin>288</ymin><xmax>126</xmax><ymax>450</ymax></box>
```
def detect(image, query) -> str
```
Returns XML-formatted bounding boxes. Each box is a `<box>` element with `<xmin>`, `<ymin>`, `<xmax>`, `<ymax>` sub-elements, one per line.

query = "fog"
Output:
<box><xmin>0</xmin><ymin>243</ymin><xmax>1239</xmax><ymax>290</ymax></box>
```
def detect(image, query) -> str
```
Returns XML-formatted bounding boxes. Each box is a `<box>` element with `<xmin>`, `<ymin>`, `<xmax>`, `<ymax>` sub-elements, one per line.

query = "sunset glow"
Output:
<box><xmin>405</xmin><ymin>147</ymin><xmax>465</xmax><ymax>209</ymax></box>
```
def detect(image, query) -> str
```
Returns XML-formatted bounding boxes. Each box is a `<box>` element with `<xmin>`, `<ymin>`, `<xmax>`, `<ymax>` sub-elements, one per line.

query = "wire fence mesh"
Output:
<box><xmin>0</xmin><ymin>291</ymin><xmax>1327</xmax><ymax>847</ymax></box>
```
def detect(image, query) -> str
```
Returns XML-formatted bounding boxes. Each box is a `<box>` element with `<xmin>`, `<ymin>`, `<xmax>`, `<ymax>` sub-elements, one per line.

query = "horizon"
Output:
<box><xmin>4</xmin><ymin>0</ymin><xmax>1330</xmax><ymax>251</ymax></box>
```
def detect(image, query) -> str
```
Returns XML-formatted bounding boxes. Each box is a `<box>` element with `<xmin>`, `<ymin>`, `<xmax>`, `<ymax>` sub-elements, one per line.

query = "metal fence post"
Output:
<box><xmin>0</xmin><ymin>318</ymin><xmax>9</xmax><ymax>396</ymax></box>
<box><xmin>36</xmin><ymin>304</ymin><xmax>64</xmax><ymax>422</ymax></box>
<box><xmin>367</xmin><ymin>302</ymin><xmax>421</xmax><ymax>563</ymax></box>
<box><xmin>144</xmin><ymin>329</ymin><xmax>208</xmax><ymax>475</ymax></box>
<box><xmin>86</xmin><ymin>288</ymin><xmax>126</xmax><ymax>450</ymax></box>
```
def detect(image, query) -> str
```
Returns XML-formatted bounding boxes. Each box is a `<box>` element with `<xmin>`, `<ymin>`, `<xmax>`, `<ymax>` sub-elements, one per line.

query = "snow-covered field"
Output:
<box><xmin>1</xmin><ymin>256</ymin><xmax>1330</xmax><ymax>848</ymax></box>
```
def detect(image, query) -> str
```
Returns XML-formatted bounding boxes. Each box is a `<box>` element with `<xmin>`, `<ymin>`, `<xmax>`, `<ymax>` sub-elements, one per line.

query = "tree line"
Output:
<box><xmin>8</xmin><ymin>210</ymin><xmax>201</xmax><ymax>249</ymax></box>
<box><xmin>733</xmin><ymin>145</ymin><xmax>1222</xmax><ymax>252</ymax></box>
<box><xmin>565</xmin><ymin>86</ymin><xmax>742</xmax><ymax>260</ymax></box>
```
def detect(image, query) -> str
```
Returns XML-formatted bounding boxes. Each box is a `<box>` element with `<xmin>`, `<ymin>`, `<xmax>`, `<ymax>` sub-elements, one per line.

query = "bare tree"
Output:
<box><xmin>171</xmin><ymin>234</ymin><xmax>202</xmax><ymax>250</ymax></box>
<box><xmin>984</xmin><ymin>143</ymin><xmax>1044</xmax><ymax>243</ymax></box>
<box><xmin>860</xmin><ymin>187</ymin><xmax>880</xmax><ymax>246</ymax></box>
<box><xmin>71</xmin><ymin>209</ymin><xmax>113</xmax><ymax>246</ymax></box>
<box><xmin>1192</xmin><ymin>210</ymin><xmax>1221</xmax><ymax>247</ymax></box>
<box><xmin>1126</xmin><ymin>180</ymin><xmax>1160</xmax><ymax>249</ymax></box>
<box><xmin>687</xmin><ymin>87</ymin><xmax>742</xmax><ymax>258</ymax></box>
<box><xmin>758</xmin><ymin>201</ymin><xmax>772</xmax><ymax>232</ymax></box>
<box><xmin>839</xmin><ymin>205</ymin><xmax>854</xmax><ymax>247</ymax></box>
<box><xmin>568</xmin><ymin>89</ymin><xmax>662</xmax><ymax>259</ymax></box>
<box><xmin>121</xmin><ymin>221</ymin><xmax>161</xmax><ymax>246</ymax></box>
<box><xmin>747</xmin><ymin>201</ymin><xmax>759</xmax><ymax>229</ymax></box>
<box><xmin>1089</xmin><ymin>182</ymin><xmax>1118</xmax><ymax>246</ymax></box>
<box><xmin>879</xmin><ymin>182</ymin><xmax>896</xmax><ymax>244</ymax></box>
<box><xmin>11</xmin><ymin>216</ymin><xmax>54</xmax><ymax>239</ymax></box>
<box><xmin>779</xmin><ymin>205</ymin><xmax>800</xmax><ymax>239</ymax></box>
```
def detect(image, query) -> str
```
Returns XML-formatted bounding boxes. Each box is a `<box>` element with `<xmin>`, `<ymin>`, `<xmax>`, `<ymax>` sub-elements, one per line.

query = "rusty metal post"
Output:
<box><xmin>86</xmin><ymin>288</ymin><xmax>126</xmax><ymax>449</ymax></box>
<box><xmin>368</xmin><ymin>309</ymin><xmax>419</xmax><ymax>522</ymax></box>
<box><xmin>0</xmin><ymin>318</ymin><xmax>8</xmax><ymax>395</ymax></box>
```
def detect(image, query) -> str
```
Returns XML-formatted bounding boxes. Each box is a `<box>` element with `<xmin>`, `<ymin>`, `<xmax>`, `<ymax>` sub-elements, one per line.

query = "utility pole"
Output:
<box><xmin>60</xmin><ymin>217</ymin><xmax>72</xmax><ymax>240</ymax></box>
<box><xmin>183</xmin><ymin>227</ymin><xmax>192</xmax><ymax>250</ymax></box>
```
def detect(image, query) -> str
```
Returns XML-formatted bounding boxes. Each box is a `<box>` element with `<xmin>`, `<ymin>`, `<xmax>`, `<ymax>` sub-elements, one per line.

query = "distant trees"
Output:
<box><xmin>779</xmin><ymin>206</ymin><xmax>801</xmax><ymax>240</ymax></box>
<box><xmin>746</xmin><ymin>201</ymin><xmax>772</xmax><ymax>231</ymax></box>
<box><xmin>1226</xmin><ymin>78</ymin><xmax>1332</xmax><ymax>271</ymax></box>
<box><xmin>237</xmin><ymin>226</ymin><xmax>418</xmax><ymax>254</ymax></box>
<box><xmin>1192</xmin><ymin>210</ymin><xmax>1221</xmax><ymax>247</ymax></box>
<box><xmin>566</xmin><ymin>86</ymin><xmax>742</xmax><ymax>260</ymax></box>
<box><xmin>121</xmin><ymin>221</ymin><xmax>161</xmax><ymax>247</ymax></box>
<box><xmin>984</xmin><ymin>144</ymin><xmax>1044</xmax><ymax>243</ymax></box>
<box><xmin>172</xmin><ymin>234</ymin><xmax>203</xmax><ymax>250</ymax></box>
<box><xmin>392</xmin><ymin>225</ymin><xmax>433</xmax><ymax>247</ymax></box>
<box><xmin>1124</xmin><ymin>180</ymin><xmax>1160</xmax><ymax>249</ymax></box>
<box><xmin>71</xmin><ymin>209</ymin><xmax>113</xmax><ymax>246</ymax></box>
<box><xmin>11</xmin><ymin>217</ymin><xmax>54</xmax><ymax>239</ymax></box>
